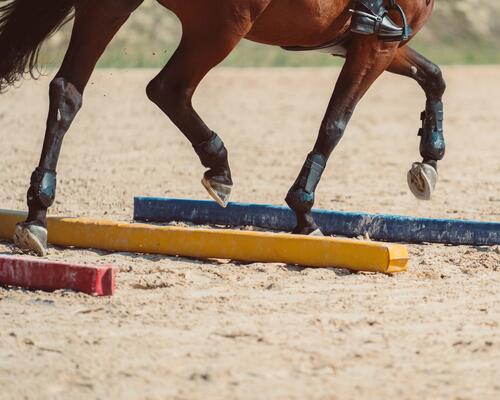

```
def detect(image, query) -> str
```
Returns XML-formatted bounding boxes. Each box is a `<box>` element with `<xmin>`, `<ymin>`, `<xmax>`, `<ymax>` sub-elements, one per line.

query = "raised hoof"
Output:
<box><xmin>201</xmin><ymin>177</ymin><xmax>232</xmax><ymax>208</ymax></box>
<box><xmin>13</xmin><ymin>223</ymin><xmax>48</xmax><ymax>257</ymax></box>
<box><xmin>407</xmin><ymin>162</ymin><xmax>438</xmax><ymax>201</ymax></box>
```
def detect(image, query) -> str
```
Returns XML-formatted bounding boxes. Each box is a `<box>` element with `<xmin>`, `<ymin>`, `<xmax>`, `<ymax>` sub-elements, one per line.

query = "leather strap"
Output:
<box><xmin>386</xmin><ymin>1</ymin><xmax>410</xmax><ymax>40</ymax></box>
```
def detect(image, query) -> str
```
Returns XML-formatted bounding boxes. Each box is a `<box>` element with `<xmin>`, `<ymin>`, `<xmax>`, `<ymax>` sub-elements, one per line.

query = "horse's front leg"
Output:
<box><xmin>145</xmin><ymin>5</ymin><xmax>269</xmax><ymax>208</ymax></box>
<box><xmin>388</xmin><ymin>46</ymin><xmax>446</xmax><ymax>200</ymax></box>
<box><xmin>286</xmin><ymin>37</ymin><xmax>399</xmax><ymax>235</ymax></box>
<box><xmin>14</xmin><ymin>10</ymin><xmax>132</xmax><ymax>256</ymax></box>
<box><xmin>145</xmin><ymin>33</ymin><xmax>238</xmax><ymax>208</ymax></box>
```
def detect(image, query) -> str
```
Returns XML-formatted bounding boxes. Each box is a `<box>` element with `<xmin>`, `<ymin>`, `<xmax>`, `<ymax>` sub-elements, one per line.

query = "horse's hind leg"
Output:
<box><xmin>388</xmin><ymin>46</ymin><xmax>446</xmax><ymax>200</ymax></box>
<box><xmin>14</xmin><ymin>4</ymin><xmax>138</xmax><ymax>256</ymax></box>
<box><xmin>145</xmin><ymin>14</ymin><xmax>260</xmax><ymax>207</ymax></box>
<box><xmin>286</xmin><ymin>38</ymin><xmax>399</xmax><ymax>235</ymax></box>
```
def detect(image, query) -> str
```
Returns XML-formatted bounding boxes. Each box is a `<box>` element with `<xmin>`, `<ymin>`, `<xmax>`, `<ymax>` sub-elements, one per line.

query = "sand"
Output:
<box><xmin>0</xmin><ymin>67</ymin><xmax>499</xmax><ymax>399</ymax></box>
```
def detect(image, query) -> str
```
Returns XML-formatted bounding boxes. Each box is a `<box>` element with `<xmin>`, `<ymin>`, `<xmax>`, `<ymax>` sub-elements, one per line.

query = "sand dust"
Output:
<box><xmin>0</xmin><ymin>67</ymin><xmax>499</xmax><ymax>399</ymax></box>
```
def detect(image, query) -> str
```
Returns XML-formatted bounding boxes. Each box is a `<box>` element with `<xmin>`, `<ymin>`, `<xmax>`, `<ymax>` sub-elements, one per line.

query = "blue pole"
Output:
<box><xmin>134</xmin><ymin>197</ymin><xmax>500</xmax><ymax>246</ymax></box>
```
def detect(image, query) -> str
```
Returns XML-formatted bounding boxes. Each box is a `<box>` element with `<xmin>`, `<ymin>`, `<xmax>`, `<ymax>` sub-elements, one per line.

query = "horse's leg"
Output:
<box><xmin>146</xmin><ymin>18</ymin><xmax>257</xmax><ymax>207</ymax></box>
<box><xmin>286</xmin><ymin>38</ymin><xmax>399</xmax><ymax>235</ymax></box>
<box><xmin>14</xmin><ymin>4</ymin><xmax>139</xmax><ymax>256</ymax></box>
<box><xmin>388</xmin><ymin>46</ymin><xmax>446</xmax><ymax>200</ymax></box>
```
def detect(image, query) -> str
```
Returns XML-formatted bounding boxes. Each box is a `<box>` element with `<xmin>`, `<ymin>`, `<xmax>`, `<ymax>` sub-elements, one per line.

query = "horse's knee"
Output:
<box><xmin>425</xmin><ymin>64</ymin><xmax>446</xmax><ymax>100</ymax></box>
<box><xmin>146</xmin><ymin>78</ymin><xmax>190</xmax><ymax>116</ymax></box>
<box><xmin>145</xmin><ymin>79</ymin><xmax>161</xmax><ymax>104</ymax></box>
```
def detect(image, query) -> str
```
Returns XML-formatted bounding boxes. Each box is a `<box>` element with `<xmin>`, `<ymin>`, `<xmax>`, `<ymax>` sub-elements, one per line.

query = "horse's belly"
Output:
<box><xmin>246</xmin><ymin>0</ymin><xmax>350</xmax><ymax>47</ymax></box>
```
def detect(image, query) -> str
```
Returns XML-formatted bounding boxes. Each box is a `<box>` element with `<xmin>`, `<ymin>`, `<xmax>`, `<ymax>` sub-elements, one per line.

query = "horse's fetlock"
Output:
<box><xmin>28</xmin><ymin>168</ymin><xmax>57</xmax><ymax>209</ymax></box>
<box><xmin>295</xmin><ymin>152</ymin><xmax>326</xmax><ymax>193</ymax></box>
<box><xmin>286</xmin><ymin>188</ymin><xmax>315</xmax><ymax>214</ymax></box>
<box><xmin>193</xmin><ymin>132</ymin><xmax>229</xmax><ymax>171</ymax></box>
<box><xmin>286</xmin><ymin>151</ymin><xmax>326</xmax><ymax>214</ymax></box>
<box><xmin>421</xmin><ymin>138</ymin><xmax>445</xmax><ymax>161</ymax></box>
<box><xmin>419</xmin><ymin>101</ymin><xmax>445</xmax><ymax>161</ymax></box>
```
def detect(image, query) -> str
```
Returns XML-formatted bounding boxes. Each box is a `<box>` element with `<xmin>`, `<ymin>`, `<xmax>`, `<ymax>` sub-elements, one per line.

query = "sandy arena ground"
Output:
<box><xmin>0</xmin><ymin>66</ymin><xmax>499</xmax><ymax>399</ymax></box>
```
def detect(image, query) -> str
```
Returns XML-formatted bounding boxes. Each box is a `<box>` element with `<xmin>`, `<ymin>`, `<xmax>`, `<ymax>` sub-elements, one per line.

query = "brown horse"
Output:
<box><xmin>0</xmin><ymin>0</ymin><xmax>445</xmax><ymax>256</ymax></box>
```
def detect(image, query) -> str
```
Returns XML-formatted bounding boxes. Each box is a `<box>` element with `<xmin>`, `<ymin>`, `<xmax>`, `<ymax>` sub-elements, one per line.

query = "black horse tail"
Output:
<box><xmin>0</xmin><ymin>0</ymin><xmax>74</xmax><ymax>92</ymax></box>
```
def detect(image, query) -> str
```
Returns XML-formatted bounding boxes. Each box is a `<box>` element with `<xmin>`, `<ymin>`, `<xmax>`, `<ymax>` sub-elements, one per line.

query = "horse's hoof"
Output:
<box><xmin>407</xmin><ymin>162</ymin><xmax>438</xmax><ymax>200</ymax></box>
<box><xmin>13</xmin><ymin>222</ymin><xmax>48</xmax><ymax>257</ymax></box>
<box><xmin>309</xmin><ymin>228</ymin><xmax>324</xmax><ymax>237</ymax></box>
<box><xmin>202</xmin><ymin>177</ymin><xmax>232</xmax><ymax>208</ymax></box>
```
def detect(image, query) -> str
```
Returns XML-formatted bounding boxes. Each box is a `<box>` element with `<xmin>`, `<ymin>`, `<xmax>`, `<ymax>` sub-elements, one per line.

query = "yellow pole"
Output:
<box><xmin>0</xmin><ymin>210</ymin><xmax>408</xmax><ymax>273</ymax></box>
